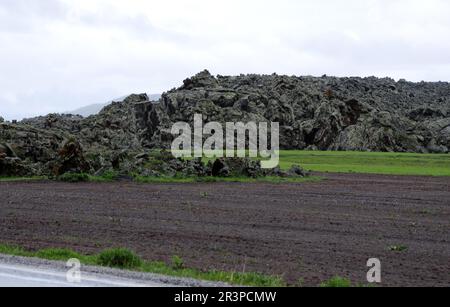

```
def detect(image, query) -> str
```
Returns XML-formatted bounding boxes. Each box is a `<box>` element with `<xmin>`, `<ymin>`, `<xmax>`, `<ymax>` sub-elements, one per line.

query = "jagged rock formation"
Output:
<box><xmin>52</xmin><ymin>139</ymin><xmax>91</xmax><ymax>176</ymax></box>
<box><xmin>0</xmin><ymin>70</ymin><xmax>449</xmax><ymax>176</ymax></box>
<box><xmin>157</xmin><ymin>70</ymin><xmax>450</xmax><ymax>153</ymax></box>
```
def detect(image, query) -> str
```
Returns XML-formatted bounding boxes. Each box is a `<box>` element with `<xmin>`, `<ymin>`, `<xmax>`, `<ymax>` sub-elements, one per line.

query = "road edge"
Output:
<box><xmin>0</xmin><ymin>253</ymin><xmax>232</xmax><ymax>287</ymax></box>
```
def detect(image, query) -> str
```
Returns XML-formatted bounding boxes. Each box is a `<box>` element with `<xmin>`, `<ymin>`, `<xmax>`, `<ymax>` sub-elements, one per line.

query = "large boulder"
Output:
<box><xmin>210</xmin><ymin>158</ymin><xmax>262</xmax><ymax>178</ymax></box>
<box><xmin>78</xmin><ymin>93</ymin><xmax>160</xmax><ymax>151</ymax></box>
<box><xmin>211</xmin><ymin>159</ymin><xmax>230</xmax><ymax>177</ymax></box>
<box><xmin>0</xmin><ymin>143</ymin><xmax>17</xmax><ymax>158</ymax></box>
<box><xmin>0</xmin><ymin>156</ymin><xmax>30</xmax><ymax>177</ymax></box>
<box><xmin>53</xmin><ymin>139</ymin><xmax>91</xmax><ymax>176</ymax></box>
<box><xmin>181</xmin><ymin>70</ymin><xmax>219</xmax><ymax>90</ymax></box>
<box><xmin>287</xmin><ymin>165</ymin><xmax>308</xmax><ymax>177</ymax></box>
<box><xmin>0</xmin><ymin>123</ymin><xmax>66</xmax><ymax>164</ymax></box>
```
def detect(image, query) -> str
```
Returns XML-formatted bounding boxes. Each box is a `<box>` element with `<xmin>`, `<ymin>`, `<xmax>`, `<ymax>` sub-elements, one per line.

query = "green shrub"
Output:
<box><xmin>320</xmin><ymin>276</ymin><xmax>352</xmax><ymax>288</ymax></box>
<box><xmin>171</xmin><ymin>255</ymin><xmax>185</xmax><ymax>270</ymax></box>
<box><xmin>57</xmin><ymin>172</ymin><xmax>90</xmax><ymax>183</ymax></box>
<box><xmin>101</xmin><ymin>170</ymin><xmax>120</xmax><ymax>181</ymax></box>
<box><xmin>389</xmin><ymin>245</ymin><xmax>408</xmax><ymax>252</ymax></box>
<box><xmin>97</xmin><ymin>248</ymin><xmax>142</xmax><ymax>269</ymax></box>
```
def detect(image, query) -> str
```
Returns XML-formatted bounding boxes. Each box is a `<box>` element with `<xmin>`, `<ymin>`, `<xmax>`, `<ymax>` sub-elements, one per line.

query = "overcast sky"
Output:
<box><xmin>1</xmin><ymin>0</ymin><xmax>449</xmax><ymax>120</ymax></box>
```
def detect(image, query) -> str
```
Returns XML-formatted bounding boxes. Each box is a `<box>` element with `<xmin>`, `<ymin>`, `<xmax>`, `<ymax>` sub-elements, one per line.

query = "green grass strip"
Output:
<box><xmin>0</xmin><ymin>244</ymin><xmax>285</xmax><ymax>287</ymax></box>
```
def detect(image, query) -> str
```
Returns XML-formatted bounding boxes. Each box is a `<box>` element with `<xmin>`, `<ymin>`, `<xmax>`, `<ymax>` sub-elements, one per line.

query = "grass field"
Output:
<box><xmin>277</xmin><ymin>151</ymin><xmax>450</xmax><ymax>176</ymax></box>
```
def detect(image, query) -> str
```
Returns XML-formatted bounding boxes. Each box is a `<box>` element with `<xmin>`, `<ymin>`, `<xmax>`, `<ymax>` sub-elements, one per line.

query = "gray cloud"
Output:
<box><xmin>0</xmin><ymin>0</ymin><xmax>449</xmax><ymax>120</ymax></box>
<box><xmin>0</xmin><ymin>0</ymin><xmax>66</xmax><ymax>32</ymax></box>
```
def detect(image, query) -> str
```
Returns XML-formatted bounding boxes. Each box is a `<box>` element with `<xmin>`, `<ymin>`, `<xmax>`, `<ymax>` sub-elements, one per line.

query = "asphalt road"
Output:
<box><xmin>0</xmin><ymin>262</ymin><xmax>170</xmax><ymax>287</ymax></box>
<box><xmin>0</xmin><ymin>254</ymin><xmax>226</xmax><ymax>287</ymax></box>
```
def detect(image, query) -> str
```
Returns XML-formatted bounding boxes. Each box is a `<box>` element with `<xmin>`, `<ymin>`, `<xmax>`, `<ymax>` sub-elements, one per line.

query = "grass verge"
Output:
<box><xmin>320</xmin><ymin>276</ymin><xmax>352</xmax><ymax>288</ymax></box>
<box><xmin>0</xmin><ymin>244</ymin><xmax>285</xmax><ymax>287</ymax></box>
<box><xmin>319</xmin><ymin>276</ymin><xmax>374</xmax><ymax>288</ymax></box>
<box><xmin>132</xmin><ymin>175</ymin><xmax>323</xmax><ymax>184</ymax></box>
<box><xmin>0</xmin><ymin>176</ymin><xmax>46</xmax><ymax>182</ymax></box>
<box><xmin>1</xmin><ymin>174</ymin><xmax>322</xmax><ymax>184</ymax></box>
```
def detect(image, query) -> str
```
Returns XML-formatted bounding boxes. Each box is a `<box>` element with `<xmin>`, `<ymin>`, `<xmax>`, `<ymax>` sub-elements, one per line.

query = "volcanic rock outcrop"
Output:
<box><xmin>1</xmin><ymin>70</ymin><xmax>449</xmax><ymax>177</ymax></box>
<box><xmin>156</xmin><ymin>70</ymin><xmax>449</xmax><ymax>153</ymax></box>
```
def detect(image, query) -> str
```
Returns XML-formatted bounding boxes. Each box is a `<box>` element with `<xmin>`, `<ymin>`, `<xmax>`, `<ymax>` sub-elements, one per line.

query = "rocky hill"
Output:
<box><xmin>1</xmin><ymin>70</ymin><xmax>449</xmax><ymax>177</ymax></box>
<box><xmin>158</xmin><ymin>70</ymin><xmax>449</xmax><ymax>153</ymax></box>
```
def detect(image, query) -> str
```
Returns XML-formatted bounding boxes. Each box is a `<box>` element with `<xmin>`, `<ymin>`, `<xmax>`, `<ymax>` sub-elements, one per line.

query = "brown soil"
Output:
<box><xmin>0</xmin><ymin>173</ymin><xmax>449</xmax><ymax>287</ymax></box>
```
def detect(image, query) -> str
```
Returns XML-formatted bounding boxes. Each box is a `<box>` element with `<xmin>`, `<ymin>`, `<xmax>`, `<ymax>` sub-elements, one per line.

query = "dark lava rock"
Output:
<box><xmin>287</xmin><ymin>165</ymin><xmax>307</xmax><ymax>177</ymax></box>
<box><xmin>53</xmin><ymin>139</ymin><xmax>91</xmax><ymax>176</ymax></box>
<box><xmin>0</xmin><ymin>150</ymin><xmax>31</xmax><ymax>177</ymax></box>
<box><xmin>155</xmin><ymin>71</ymin><xmax>450</xmax><ymax>153</ymax></box>
<box><xmin>212</xmin><ymin>159</ymin><xmax>230</xmax><ymax>177</ymax></box>
<box><xmin>1</xmin><ymin>71</ymin><xmax>449</xmax><ymax>177</ymax></box>
<box><xmin>211</xmin><ymin>158</ymin><xmax>262</xmax><ymax>178</ymax></box>
<box><xmin>0</xmin><ymin>143</ymin><xmax>17</xmax><ymax>158</ymax></box>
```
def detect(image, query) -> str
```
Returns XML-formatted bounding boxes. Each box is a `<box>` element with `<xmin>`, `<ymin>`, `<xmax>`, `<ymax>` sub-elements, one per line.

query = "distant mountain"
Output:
<box><xmin>65</xmin><ymin>94</ymin><xmax>161</xmax><ymax>117</ymax></box>
<box><xmin>66</xmin><ymin>103</ymin><xmax>110</xmax><ymax>117</ymax></box>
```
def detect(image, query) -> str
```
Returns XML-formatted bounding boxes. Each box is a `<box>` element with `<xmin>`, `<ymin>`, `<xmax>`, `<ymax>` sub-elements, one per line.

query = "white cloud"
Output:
<box><xmin>0</xmin><ymin>0</ymin><xmax>449</xmax><ymax>120</ymax></box>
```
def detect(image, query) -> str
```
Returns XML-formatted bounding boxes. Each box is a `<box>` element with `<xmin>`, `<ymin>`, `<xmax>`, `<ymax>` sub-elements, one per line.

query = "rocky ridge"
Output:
<box><xmin>1</xmin><ymin>70</ymin><xmax>449</xmax><ymax>177</ymax></box>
